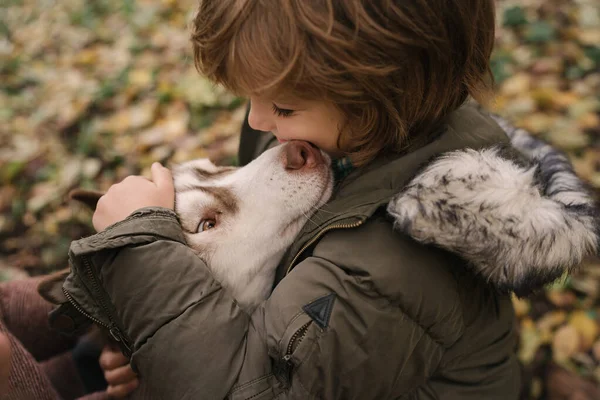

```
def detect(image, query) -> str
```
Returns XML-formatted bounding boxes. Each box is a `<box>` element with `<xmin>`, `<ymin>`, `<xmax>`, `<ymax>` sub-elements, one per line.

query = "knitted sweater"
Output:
<box><xmin>0</xmin><ymin>277</ymin><xmax>108</xmax><ymax>400</ymax></box>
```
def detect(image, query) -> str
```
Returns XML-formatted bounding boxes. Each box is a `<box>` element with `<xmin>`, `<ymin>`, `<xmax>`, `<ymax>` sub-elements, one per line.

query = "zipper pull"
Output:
<box><xmin>275</xmin><ymin>354</ymin><xmax>293</xmax><ymax>388</ymax></box>
<box><xmin>110</xmin><ymin>327</ymin><xmax>133</xmax><ymax>357</ymax></box>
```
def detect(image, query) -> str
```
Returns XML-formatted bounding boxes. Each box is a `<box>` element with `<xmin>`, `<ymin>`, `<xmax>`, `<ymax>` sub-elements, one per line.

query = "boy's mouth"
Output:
<box><xmin>277</xmin><ymin>138</ymin><xmax>288</xmax><ymax>144</ymax></box>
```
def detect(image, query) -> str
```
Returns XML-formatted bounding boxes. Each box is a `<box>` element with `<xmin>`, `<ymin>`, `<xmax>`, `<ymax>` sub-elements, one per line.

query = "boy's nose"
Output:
<box><xmin>284</xmin><ymin>141</ymin><xmax>323</xmax><ymax>170</ymax></box>
<box><xmin>247</xmin><ymin>103</ymin><xmax>276</xmax><ymax>132</ymax></box>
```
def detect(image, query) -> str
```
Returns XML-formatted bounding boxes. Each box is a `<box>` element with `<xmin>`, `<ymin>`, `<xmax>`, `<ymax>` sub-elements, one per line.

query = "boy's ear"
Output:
<box><xmin>68</xmin><ymin>189</ymin><xmax>104</xmax><ymax>211</ymax></box>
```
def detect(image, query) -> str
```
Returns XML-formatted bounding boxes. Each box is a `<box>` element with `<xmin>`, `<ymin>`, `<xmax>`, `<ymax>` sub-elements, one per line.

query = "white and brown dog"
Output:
<box><xmin>40</xmin><ymin>141</ymin><xmax>333</xmax><ymax>312</ymax></box>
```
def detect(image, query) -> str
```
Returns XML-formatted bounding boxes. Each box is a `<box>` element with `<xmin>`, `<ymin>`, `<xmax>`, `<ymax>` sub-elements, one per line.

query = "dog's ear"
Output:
<box><xmin>37</xmin><ymin>190</ymin><xmax>105</xmax><ymax>304</ymax></box>
<box><xmin>37</xmin><ymin>268</ymin><xmax>70</xmax><ymax>304</ymax></box>
<box><xmin>68</xmin><ymin>189</ymin><xmax>104</xmax><ymax>211</ymax></box>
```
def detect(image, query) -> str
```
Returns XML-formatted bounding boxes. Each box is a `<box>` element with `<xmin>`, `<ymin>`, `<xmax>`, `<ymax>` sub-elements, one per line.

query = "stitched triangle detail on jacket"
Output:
<box><xmin>302</xmin><ymin>293</ymin><xmax>336</xmax><ymax>329</ymax></box>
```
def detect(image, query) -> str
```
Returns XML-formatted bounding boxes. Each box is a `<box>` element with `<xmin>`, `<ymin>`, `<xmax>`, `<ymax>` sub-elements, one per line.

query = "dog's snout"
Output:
<box><xmin>284</xmin><ymin>141</ymin><xmax>323</xmax><ymax>170</ymax></box>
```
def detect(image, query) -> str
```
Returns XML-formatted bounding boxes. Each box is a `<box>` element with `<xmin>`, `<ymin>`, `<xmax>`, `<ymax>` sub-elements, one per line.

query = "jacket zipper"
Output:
<box><xmin>62</xmin><ymin>257</ymin><xmax>132</xmax><ymax>357</ymax></box>
<box><xmin>278</xmin><ymin>320</ymin><xmax>312</xmax><ymax>387</ymax></box>
<box><xmin>62</xmin><ymin>287</ymin><xmax>109</xmax><ymax>329</ymax></box>
<box><xmin>277</xmin><ymin>218</ymin><xmax>365</xmax><ymax>382</ymax></box>
<box><xmin>285</xmin><ymin>218</ymin><xmax>365</xmax><ymax>275</ymax></box>
<box><xmin>283</xmin><ymin>320</ymin><xmax>312</xmax><ymax>362</ymax></box>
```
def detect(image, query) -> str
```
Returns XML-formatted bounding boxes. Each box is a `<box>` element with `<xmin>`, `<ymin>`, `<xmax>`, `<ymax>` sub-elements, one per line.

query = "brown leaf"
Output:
<box><xmin>552</xmin><ymin>324</ymin><xmax>580</xmax><ymax>363</ymax></box>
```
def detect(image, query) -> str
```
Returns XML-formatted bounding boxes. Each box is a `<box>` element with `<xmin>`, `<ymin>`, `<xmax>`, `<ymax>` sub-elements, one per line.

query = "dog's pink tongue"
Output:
<box><xmin>285</xmin><ymin>141</ymin><xmax>321</xmax><ymax>170</ymax></box>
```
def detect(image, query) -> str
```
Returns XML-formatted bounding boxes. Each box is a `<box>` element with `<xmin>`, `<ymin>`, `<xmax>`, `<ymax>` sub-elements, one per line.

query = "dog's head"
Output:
<box><xmin>173</xmin><ymin>141</ymin><xmax>334</xmax><ymax>309</ymax></box>
<box><xmin>43</xmin><ymin>141</ymin><xmax>333</xmax><ymax>310</ymax></box>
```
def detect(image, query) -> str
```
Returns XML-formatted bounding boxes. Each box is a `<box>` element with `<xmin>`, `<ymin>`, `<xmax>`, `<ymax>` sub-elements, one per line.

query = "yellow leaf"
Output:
<box><xmin>531</xmin><ymin>88</ymin><xmax>559</xmax><ymax>110</ymax></box>
<box><xmin>547</xmin><ymin>121</ymin><xmax>589</xmax><ymax>150</ymax></box>
<box><xmin>521</xmin><ymin>113</ymin><xmax>556</xmax><ymax>133</ymax></box>
<box><xmin>512</xmin><ymin>294</ymin><xmax>530</xmax><ymax>318</ymax></box>
<box><xmin>519</xmin><ymin>318</ymin><xmax>542</xmax><ymax>363</ymax></box>
<box><xmin>577</xmin><ymin>29</ymin><xmax>600</xmax><ymax>46</ymax></box>
<box><xmin>129</xmin><ymin>69</ymin><xmax>153</xmax><ymax>88</ymax></box>
<box><xmin>500</xmin><ymin>73</ymin><xmax>531</xmax><ymax>97</ymax></box>
<box><xmin>569</xmin><ymin>311</ymin><xmax>599</xmax><ymax>350</ymax></box>
<box><xmin>577</xmin><ymin>112</ymin><xmax>600</xmax><ymax>129</ymax></box>
<box><xmin>537</xmin><ymin>311</ymin><xmax>567</xmax><ymax>333</ymax></box>
<box><xmin>553</xmin><ymin>324</ymin><xmax>580</xmax><ymax>363</ymax></box>
<box><xmin>75</xmin><ymin>49</ymin><xmax>98</xmax><ymax>66</ymax></box>
<box><xmin>572</xmin><ymin>150</ymin><xmax>600</xmax><ymax>181</ymax></box>
<box><xmin>552</xmin><ymin>91</ymin><xmax>579</xmax><ymax>109</ymax></box>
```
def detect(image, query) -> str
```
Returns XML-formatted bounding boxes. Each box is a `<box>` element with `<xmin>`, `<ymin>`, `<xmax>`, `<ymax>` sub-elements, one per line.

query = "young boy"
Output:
<box><xmin>2</xmin><ymin>0</ymin><xmax>596</xmax><ymax>399</ymax></box>
<box><xmin>75</xmin><ymin>1</ymin><xmax>522</xmax><ymax>398</ymax></box>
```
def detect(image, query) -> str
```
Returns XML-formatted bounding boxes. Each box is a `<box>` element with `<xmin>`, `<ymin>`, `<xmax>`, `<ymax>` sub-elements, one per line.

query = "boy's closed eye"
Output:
<box><xmin>272</xmin><ymin>103</ymin><xmax>295</xmax><ymax>118</ymax></box>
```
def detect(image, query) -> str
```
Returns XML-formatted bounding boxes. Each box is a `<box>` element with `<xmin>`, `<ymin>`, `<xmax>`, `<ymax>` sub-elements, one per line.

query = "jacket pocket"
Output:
<box><xmin>228</xmin><ymin>374</ymin><xmax>279</xmax><ymax>400</ymax></box>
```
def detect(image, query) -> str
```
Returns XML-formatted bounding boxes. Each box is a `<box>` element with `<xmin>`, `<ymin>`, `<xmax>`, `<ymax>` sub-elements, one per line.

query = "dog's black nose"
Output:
<box><xmin>285</xmin><ymin>141</ymin><xmax>323</xmax><ymax>170</ymax></box>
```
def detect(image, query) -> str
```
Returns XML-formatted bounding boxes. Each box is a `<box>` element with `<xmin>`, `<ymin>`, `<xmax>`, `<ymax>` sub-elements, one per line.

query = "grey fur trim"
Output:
<box><xmin>388</xmin><ymin>116</ymin><xmax>599</xmax><ymax>296</ymax></box>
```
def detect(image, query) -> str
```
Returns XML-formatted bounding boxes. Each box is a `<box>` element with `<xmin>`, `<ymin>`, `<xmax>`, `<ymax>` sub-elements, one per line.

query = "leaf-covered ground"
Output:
<box><xmin>1</xmin><ymin>0</ymin><xmax>599</xmax><ymax>398</ymax></box>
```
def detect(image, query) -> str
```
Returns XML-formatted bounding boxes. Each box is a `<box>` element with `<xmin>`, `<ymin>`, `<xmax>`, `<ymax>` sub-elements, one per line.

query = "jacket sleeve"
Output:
<box><xmin>64</xmin><ymin>208</ymin><xmax>447</xmax><ymax>399</ymax></box>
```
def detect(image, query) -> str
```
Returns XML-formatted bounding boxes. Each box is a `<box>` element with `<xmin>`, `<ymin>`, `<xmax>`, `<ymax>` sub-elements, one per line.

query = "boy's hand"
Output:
<box><xmin>93</xmin><ymin>163</ymin><xmax>174</xmax><ymax>232</ymax></box>
<box><xmin>99</xmin><ymin>345</ymin><xmax>139</xmax><ymax>398</ymax></box>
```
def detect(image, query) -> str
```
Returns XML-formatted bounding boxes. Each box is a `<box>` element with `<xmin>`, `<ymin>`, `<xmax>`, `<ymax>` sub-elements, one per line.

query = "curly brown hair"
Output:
<box><xmin>191</xmin><ymin>0</ymin><xmax>496</xmax><ymax>165</ymax></box>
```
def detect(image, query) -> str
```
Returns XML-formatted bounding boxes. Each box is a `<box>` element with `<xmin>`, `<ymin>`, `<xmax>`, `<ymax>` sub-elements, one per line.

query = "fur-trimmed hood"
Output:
<box><xmin>388</xmin><ymin>115</ymin><xmax>599</xmax><ymax>296</ymax></box>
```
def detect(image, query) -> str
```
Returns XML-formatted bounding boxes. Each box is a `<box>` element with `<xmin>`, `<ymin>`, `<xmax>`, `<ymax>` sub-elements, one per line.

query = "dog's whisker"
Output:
<box><xmin>310</xmin><ymin>204</ymin><xmax>335</xmax><ymax>215</ymax></box>
<box><xmin>302</xmin><ymin>210</ymin><xmax>319</xmax><ymax>227</ymax></box>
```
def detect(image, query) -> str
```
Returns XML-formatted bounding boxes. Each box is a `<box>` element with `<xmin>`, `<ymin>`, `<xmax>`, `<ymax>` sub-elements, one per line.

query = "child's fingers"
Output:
<box><xmin>106</xmin><ymin>378</ymin><xmax>139</xmax><ymax>399</ymax></box>
<box><xmin>104</xmin><ymin>364</ymin><xmax>137</xmax><ymax>385</ymax></box>
<box><xmin>151</xmin><ymin>162</ymin><xmax>174</xmax><ymax>192</ymax></box>
<box><xmin>99</xmin><ymin>346</ymin><xmax>128</xmax><ymax>370</ymax></box>
<box><xmin>150</xmin><ymin>162</ymin><xmax>174</xmax><ymax>208</ymax></box>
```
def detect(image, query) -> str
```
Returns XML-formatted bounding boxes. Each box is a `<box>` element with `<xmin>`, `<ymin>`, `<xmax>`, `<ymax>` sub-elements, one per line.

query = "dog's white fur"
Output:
<box><xmin>173</xmin><ymin>144</ymin><xmax>333</xmax><ymax>311</ymax></box>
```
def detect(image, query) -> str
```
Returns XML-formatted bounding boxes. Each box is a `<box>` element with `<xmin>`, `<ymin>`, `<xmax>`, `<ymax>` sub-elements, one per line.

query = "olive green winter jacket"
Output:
<box><xmin>48</xmin><ymin>104</ymin><xmax>599</xmax><ymax>399</ymax></box>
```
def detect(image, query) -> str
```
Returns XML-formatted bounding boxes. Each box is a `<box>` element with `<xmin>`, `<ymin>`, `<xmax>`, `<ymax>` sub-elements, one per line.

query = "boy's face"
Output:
<box><xmin>247</xmin><ymin>96</ymin><xmax>345</xmax><ymax>158</ymax></box>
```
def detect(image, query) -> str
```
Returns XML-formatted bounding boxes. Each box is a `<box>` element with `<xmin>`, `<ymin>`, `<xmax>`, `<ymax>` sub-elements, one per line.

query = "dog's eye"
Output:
<box><xmin>197</xmin><ymin>219</ymin><xmax>216</xmax><ymax>232</ymax></box>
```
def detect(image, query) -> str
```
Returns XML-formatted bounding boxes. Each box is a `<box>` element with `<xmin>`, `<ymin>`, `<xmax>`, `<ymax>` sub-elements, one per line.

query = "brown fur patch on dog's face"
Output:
<box><xmin>37</xmin><ymin>268</ymin><xmax>70</xmax><ymax>304</ymax></box>
<box><xmin>68</xmin><ymin>189</ymin><xmax>104</xmax><ymax>211</ymax></box>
